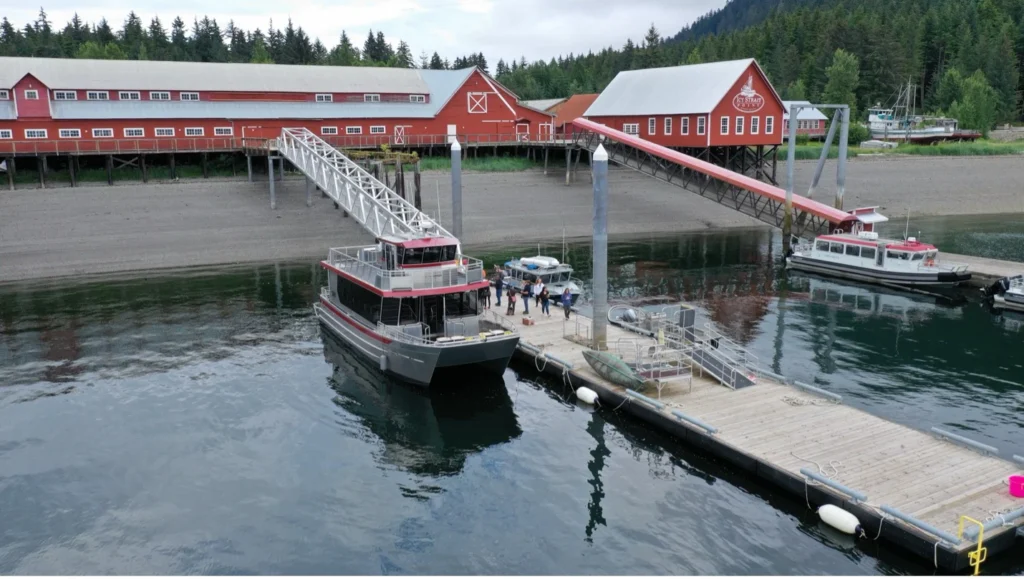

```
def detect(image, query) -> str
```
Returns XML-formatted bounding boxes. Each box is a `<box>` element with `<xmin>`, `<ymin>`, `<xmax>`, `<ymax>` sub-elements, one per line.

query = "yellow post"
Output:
<box><xmin>957</xmin><ymin>515</ymin><xmax>987</xmax><ymax>576</ymax></box>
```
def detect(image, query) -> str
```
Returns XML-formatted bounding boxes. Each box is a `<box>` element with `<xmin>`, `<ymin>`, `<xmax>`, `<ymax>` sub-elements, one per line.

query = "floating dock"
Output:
<box><xmin>949</xmin><ymin>252</ymin><xmax>1023</xmax><ymax>288</ymax></box>
<box><xmin>488</xmin><ymin>307</ymin><xmax>1024</xmax><ymax>572</ymax></box>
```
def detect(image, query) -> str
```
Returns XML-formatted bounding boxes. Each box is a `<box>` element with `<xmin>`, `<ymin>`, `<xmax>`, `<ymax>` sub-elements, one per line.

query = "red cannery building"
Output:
<box><xmin>0</xmin><ymin>57</ymin><xmax>553</xmax><ymax>156</ymax></box>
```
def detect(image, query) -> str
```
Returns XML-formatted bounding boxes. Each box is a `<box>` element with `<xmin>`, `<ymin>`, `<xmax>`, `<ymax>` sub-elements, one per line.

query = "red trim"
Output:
<box><xmin>391</xmin><ymin>236</ymin><xmax>458</xmax><ymax>249</ymax></box>
<box><xmin>400</xmin><ymin>260</ymin><xmax>457</xmax><ymax>269</ymax></box>
<box><xmin>321</xmin><ymin>260</ymin><xmax>490</xmax><ymax>297</ymax></box>
<box><xmin>887</xmin><ymin>242</ymin><xmax>936</xmax><ymax>252</ymax></box>
<box><xmin>818</xmin><ymin>235</ymin><xmax>936</xmax><ymax>251</ymax></box>
<box><xmin>320</xmin><ymin>297</ymin><xmax>392</xmax><ymax>344</ymax></box>
<box><xmin>818</xmin><ymin>235</ymin><xmax>876</xmax><ymax>247</ymax></box>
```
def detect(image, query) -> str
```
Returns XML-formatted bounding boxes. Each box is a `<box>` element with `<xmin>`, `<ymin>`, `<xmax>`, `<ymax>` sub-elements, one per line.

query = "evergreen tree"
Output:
<box><xmin>328</xmin><ymin>31</ymin><xmax>359</xmax><ymax>65</ymax></box>
<box><xmin>429</xmin><ymin>51</ymin><xmax>445</xmax><ymax>69</ymax></box>
<box><xmin>784</xmin><ymin>79</ymin><xmax>807</xmax><ymax>100</ymax></box>
<box><xmin>375</xmin><ymin>30</ymin><xmax>393</xmax><ymax>62</ymax></box>
<box><xmin>170</xmin><ymin>16</ymin><xmax>189</xmax><ymax>60</ymax></box>
<box><xmin>822</xmin><ymin>48</ymin><xmax>861</xmax><ymax>118</ymax></box>
<box><xmin>250</xmin><ymin>35</ymin><xmax>273</xmax><ymax>63</ymax></box>
<box><xmin>363</xmin><ymin>29</ymin><xmax>377</xmax><ymax>62</ymax></box>
<box><xmin>147</xmin><ymin>17</ymin><xmax>168</xmax><ymax>60</ymax></box>
<box><xmin>394</xmin><ymin>40</ymin><xmax>413</xmax><ymax>67</ymax></box>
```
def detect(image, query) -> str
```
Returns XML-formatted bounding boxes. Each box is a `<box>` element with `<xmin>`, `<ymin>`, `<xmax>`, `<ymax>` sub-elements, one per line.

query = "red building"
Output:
<box><xmin>0</xmin><ymin>57</ymin><xmax>553</xmax><ymax>156</ymax></box>
<box><xmin>782</xmin><ymin>100</ymin><xmax>828</xmax><ymax>139</ymax></box>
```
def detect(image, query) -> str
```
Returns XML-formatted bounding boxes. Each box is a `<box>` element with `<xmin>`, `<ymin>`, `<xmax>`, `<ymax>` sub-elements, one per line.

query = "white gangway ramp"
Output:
<box><xmin>277</xmin><ymin>127</ymin><xmax>455</xmax><ymax>243</ymax></box>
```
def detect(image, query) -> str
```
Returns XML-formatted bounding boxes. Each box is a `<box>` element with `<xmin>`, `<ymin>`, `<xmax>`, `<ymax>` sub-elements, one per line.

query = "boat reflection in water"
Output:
<box><xmin>786</xmin><ymin>274</ymin><xmax>964</xmax><ymax>324</ymax></box>
<box><xmin>320</xmin><ymin>332</ymin><xmax>522</xmax><ymax>477</ymax></box>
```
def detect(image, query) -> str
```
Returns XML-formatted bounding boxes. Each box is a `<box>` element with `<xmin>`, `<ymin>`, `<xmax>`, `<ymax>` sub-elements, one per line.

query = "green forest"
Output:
<box><xmin>2</xmin><ymin>0</ymin><xmax>1022</xmax><ymax>131</ymax></box>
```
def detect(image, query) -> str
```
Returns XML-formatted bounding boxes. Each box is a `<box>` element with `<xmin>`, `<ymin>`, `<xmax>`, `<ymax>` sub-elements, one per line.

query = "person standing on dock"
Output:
<box><xmin>534</xmin><ymin>278</ymin><xmax>544</xmax><ymax>308</ymax></box>
<box><xmin>506</xmin><ymin>287</ymin><xmax>517</xmax><ymax>316</ymax></box>
<box><xmin>540</xmin><ymin>285</ymin><xmax>550</xmax><ymax>317</ymax></box>
<box><xmin>495</xmin><ymin>269</ymin><xmax>504</xmax><ymax>307</ymax></box>
<box><xmin>480</xmin><ymin>286</ymin><xmax>490</xmax><ymax>309</ymax></box>
<box><xmin>522</xmin><ymin>279</ymin><xmax>532</xmax><ymax>315</ymax></box>
<box><xmin>562</xmin><ymin>287</ymin><xmax>572</xmax><ymax>320</ymax></box>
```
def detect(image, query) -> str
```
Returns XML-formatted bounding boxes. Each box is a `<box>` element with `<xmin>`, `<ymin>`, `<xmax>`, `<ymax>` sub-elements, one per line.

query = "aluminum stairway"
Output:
<box><xmin>277</xmin><ymin>127</ymin><xmax>453</xmax><ymax>242</ymax></box>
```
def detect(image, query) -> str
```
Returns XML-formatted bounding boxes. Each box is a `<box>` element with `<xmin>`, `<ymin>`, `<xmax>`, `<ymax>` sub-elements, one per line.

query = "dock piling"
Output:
<box><xmin>268</xmin><ymin>154</ymin><xmax>276</xmax><ymax>210</ymax></box>
<box><xmin>807</xmin><ymin>109</ymin><xmax>842</xmax><ymax>199</ymax></box>
<box><xmin>105</xmin><ymin>155</ymin><xmax>113</xmax><ymax>185</ymax></box>
<box><xmin>68</xmin><ymin>154</ymin><xmax>76</xmax><ymax>187</ymax></box>
<box><xmin>592</xmin><ymin>144</ymin><xmax>609</xmax><ymax>350</ymax></box>
<box><xmin>565</xmin><ymin>146</ymin><xmax>571</xmax><ymax>186</ymax></box>
<box><xmin>169</xmin><ymin>153</ymin><xmax>176</xmax><ymax>180</ymax></box>
<box><xmin>451</xmin><ymin>139</ymin><xmax>463</xmax><ymax>239</ymax></box>
<box><xmin>201</xmin><ymin>152</ymin><xmax>209</xmax><ymax>178</ymax></box>
<box><xmin>305</xmin><ymin>175</ymin><xmax>313</xmax><ymax>207</ymax></box>
<box><xmin>246</xmin><ymin>154</ymin><xmax>253</xmax><ymax>183</ymax></box>
<box><xmin>140</xmin><ymin>154</ymin><xmax>147</xmax><ymax>183</ymax></box>
<box><xmin>835</xmin><ymin>106</ymin><xmax>850</xmax><ymax>210</ymax></box>
<box><xmin>5</xmin><ymin>157</ymin><xmax>13</xmax><ymax>191</ymax></box>
<box><xmin>38</xmin><ymin>155</ymin><xmax>46</xmax><ymax>189</ymax></box>
<box><xmin>543</xmin><ymin>147</ymin><xmax>549</xmax><ymax>175</ymax></box>
<box><xmin>783</xmin><ymin>103</ymin><xmax>798</xmax><ymax>250</ymax></box>
<box><xmin>413</xmin><ymin>161</ymin><xmax>422</xmax><ymax>210</ymax></box>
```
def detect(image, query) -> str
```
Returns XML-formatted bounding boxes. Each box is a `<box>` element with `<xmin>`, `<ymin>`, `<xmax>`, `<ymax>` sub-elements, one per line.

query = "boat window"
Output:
<box><xmin>886</xmin><ymin>250</ymin><xmax>909</xmax><ymax>260</ymax></box>
<box><xmin>540</xmin><ymin>274</ymin><xmax>551</xmax><ymax>284</ymax></box>
<box><xmin>911</xmin><ymin>253</ymin><xmax>924</xmax><ymax>261</ymax></box>
<box><xmin>401</xmin><ymin>247</ymin><xmax>423</xmax><ymax>265</ymax></box>
<box><xmin>830</xmin><ymin>242</ymin><xmax>844</xmax><ymax>254</ymax></box>
<box><xmin>422</xmin><ymin>247</ymin><xmax>441</xmax><ymax>264</ymax></box>
<box><xmin>926</xmin><ymin>251</ymin><xmax>937</xmax><ymax>260</ymax></box>
<box><xmin>337</xmin><ymin>278</ymin><xmax>385</xmax><ymax>324</ymax></box>
<box><xmin>816</xmin><ymin>240</ymin><xmax>830</xmax><ymax>252</ymax></box>
<box><xmin>861</xmin><ymin>247</ymin><xmax>876</xmax><ymax>260</ymax></box>
<box><xmin>845</xmin><ymin>245</ymin><xmax>860</xmax><ymax>257</ymax></box>
<box><xmin>442</xmin><ymin>290</ymin><xmax>481</xmax><ymax>318</ymax></box>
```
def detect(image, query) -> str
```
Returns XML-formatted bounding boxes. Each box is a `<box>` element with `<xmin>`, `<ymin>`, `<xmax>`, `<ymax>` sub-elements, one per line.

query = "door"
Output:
<box><xmin>447</xmin><ymin>124</ymin><xmax>458</xmax><ymax>144</ymax></box>
<box><xmin>516</xmin><ymin>122</ymin><xmax>530</xmax><ymax>142</ymax></box>
<box><xmin>538</xmin><ymin>123</ymin><xmax>552</xmax><ymax>141</ymax></box>
<box><xmin>393</xmin><ymin>125</ymin><xmax>406</xmax><ymax>145</ymax></box>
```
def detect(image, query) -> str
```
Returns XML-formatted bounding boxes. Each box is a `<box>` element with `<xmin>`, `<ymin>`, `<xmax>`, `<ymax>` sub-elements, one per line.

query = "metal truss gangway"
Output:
<box><xmin>276</xmin><ymin>127</ymin><xmax>454</xmax><ymax>243</ymax></box>
<box><xmin>570</xmin><ymin>118</ymin><xmax>858</xmax><ymax>237</ymax></box>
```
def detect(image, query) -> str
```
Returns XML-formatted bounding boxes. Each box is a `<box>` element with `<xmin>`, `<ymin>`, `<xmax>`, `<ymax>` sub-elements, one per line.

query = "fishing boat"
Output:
<box><xmin>581</xmin><ymin>349</ymin><xmax>657</xmax><ymax>392</ymax></box>
<box><xmin>495</xmin><ymin>255</ymin><xmax>582</xmax><ymax>306</ymax></box>
<box><xmin>982</xmin><ymin>274</ymin><xmax>1024</xmax><ymax>312</ymax></box>
<box><xmin>867</xmin><ymin>81</ymin><xmax>981</xmax><ymax>144</ymax></box>
<box><xmin>785</xmin><ymin>231</ymin><xmax>971</xmax><ymax>288</ymax></box>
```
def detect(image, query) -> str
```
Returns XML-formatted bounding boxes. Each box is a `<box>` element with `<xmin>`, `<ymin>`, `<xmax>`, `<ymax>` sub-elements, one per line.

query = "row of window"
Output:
<box><xmin>623</xmin><ymin>115</ymin><xmax>776</xmax><ymax>137</ymax></box>
<box><xmin>2</xmin><ymin>89</ymin><xmax>427</xmax><ymax>103</ymax></box>
<box><xmin>320</xmin><ymin>125</ymin><xmax>388</xmax><ymax>136</ymax></box>
<box><xmin>718</xmin><ymin>115</ymin><xmax>773</xmax><ymax>136</ymax></box>
<box><xmin>815</xmin><ymin>240</ymin><xmax>878</xmax><ymax>260</ymax></box>
<box><xmin>2</xmin><ymin>127</ymin><xmax>234</xmax><ymax>140</ymax></box>
<box><xmin>786</xmin><ymin>120</ymin><xmax>824</xmax><ymax>130</ymax></box>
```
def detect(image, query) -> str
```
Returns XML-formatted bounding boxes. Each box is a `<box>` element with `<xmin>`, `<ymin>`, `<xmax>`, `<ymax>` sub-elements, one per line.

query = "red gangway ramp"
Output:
<box><xmin>571</xmin><ymin>118</ymin><xmax>857</xmax><ymax>237</ymax></box>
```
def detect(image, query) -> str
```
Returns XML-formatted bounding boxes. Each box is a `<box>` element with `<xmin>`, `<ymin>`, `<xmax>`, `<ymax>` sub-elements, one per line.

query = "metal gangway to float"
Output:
<box><xmin>570</xmin><ymin>118</ymin><xmax>859</xmax><ymax>237</ymax></box>
<box><xmin>276</xmin><ymin>127</ymin><xmax>453</xmax><ymax>242</ymax></box>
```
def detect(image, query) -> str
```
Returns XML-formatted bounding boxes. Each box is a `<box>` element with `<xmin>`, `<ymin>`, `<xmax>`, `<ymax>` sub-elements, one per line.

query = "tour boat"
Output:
<box><xmin>983</xmin><ymin>274</ymin><xmax>1024</xmax><ymax>312</ymax></box>
<box><xmin>785</xmin><ymin>231</ymin><xmax>971</xmax><ymax>288</ymax></box>
<box><xmin>495</xmin><ymin>255</ymin><xmax>582</xmax><ymax>305</ymax></box>
<box><xmin>314</xmin><ymin>236</ymin><xmax>520</xmax><ymax>387</ymax></box>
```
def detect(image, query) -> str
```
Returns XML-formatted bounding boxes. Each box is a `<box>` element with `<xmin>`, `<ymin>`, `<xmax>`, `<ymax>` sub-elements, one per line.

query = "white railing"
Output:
<box><xmin>326</xmin><ymin>246</ymin><xmax>483</xmax><ymax>292</ymax></box>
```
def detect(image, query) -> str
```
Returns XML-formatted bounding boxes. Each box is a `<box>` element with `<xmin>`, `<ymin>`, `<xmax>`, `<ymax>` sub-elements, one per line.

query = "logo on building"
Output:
<box><xmin>732</xmin><ymin>74</ymin><xmax>765</xmax><ymax>113</ymax></box>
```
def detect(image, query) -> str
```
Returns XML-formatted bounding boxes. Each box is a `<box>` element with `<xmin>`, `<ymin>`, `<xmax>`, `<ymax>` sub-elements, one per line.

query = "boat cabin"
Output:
<box><xmin>375</xmin><ymin>235</ymin><xmax>460</xmax><ymax>270</ymax></box>
<box><xmin>812</xmin><ymin>233</ymin><xmax>939</xmax><ymax>270</ymax></box>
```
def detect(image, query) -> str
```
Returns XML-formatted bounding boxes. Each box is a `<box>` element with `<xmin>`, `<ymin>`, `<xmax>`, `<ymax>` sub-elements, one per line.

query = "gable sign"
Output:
<box><xmin>732</xmin><ymin>74</ymin><xmax>765</xmax><ymax>114</ymax></box>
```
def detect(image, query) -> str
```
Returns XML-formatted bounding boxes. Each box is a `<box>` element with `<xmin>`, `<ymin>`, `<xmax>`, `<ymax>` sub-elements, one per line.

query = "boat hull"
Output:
<box><xmin>315</xmin><ymin>302</ymin><xmax>519</xmax><ymax>387</ymax></box>
<box><xmin>994</xmin><ymin>293</ymin><xmax>1024</xmax><ymax>312</ymax></box>
<box><xmin>786</xmin><ymin>255</ymin><xmax>971</xmax><ymax>288</ymax></box>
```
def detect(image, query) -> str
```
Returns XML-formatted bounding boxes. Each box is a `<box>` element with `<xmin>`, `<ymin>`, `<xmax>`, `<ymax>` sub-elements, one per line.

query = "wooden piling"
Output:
<box><xmin>38</xmin><ymin>155</ymin><xmax>46</xmax><ymax>189</ymax></box>
<box><xmin>140</xmin><ymin>154</ymin><xmax>148</xmax><ymax>183</ymax></box>
<box><xmin>201</xmin><ymin>152</ymin><xmax>209</xmax><ymax>178</ymax></box>
<box><xmin>105</xmin><ymin>155</ymin><xmax>114</xmax><ymax>185</ymax></box>
<box><xmin>169</xmin><ymin>153</ymin><xmax>176</xmax><ymax>180</ymax></box>
<box><xmin>414</xmin><ymin>161</ymin><xmax>422</xmax><ymax>210</ymax></box>
<box><xmin>68</xmin><ymin>155</ymin><xmax>76</xmax><ymax>187</ymax></box>
<box><xmin>6</xmin><ymin>157</ymin><xmax>15</xmax><ymax>190</ymax></box>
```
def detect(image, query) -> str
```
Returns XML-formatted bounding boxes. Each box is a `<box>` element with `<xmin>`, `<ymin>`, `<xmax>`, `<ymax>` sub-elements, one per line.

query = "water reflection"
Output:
<box><xmin>321</xmin><ymin>332</ymin><xmax>522</xmax><ymax>479</ymax></box>
<box><xmin>583</xmin><ymin>412</ymin><xmax>609</xmax><ymax>543</ymax></box>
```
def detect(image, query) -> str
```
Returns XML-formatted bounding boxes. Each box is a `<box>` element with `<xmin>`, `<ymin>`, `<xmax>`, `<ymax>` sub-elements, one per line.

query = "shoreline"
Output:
<box><xmin>3</xmin><ymin>156</ymin><xmax>1024</xmax><ymax>284</ymax></box>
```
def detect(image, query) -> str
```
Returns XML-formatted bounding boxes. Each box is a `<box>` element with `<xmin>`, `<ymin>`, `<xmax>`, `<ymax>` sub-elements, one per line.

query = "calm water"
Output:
<box><xmin>1</xmin><ymin>218</ymin><xmax>1023</xmax><ymax>575</ymax></box>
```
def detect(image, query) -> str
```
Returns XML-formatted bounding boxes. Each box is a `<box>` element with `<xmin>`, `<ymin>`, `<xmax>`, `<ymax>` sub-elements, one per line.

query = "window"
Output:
<box><xmin>315</xmin><ymin>93</ymin><xmax>333</xmax><ymax>103</ymax></box>
<box><xmin>409</xmin><ymin>94</ymin><xmax>426</xmax><ymax>103</ymax></box>
<box><xmin>467</xmin><ymin>92</ymin><xmax>486</xmax><ymax>113</ymax></box>
<box><xmin>735</xmin><ymin>116</ymin><xmax>744</xmax><ymax>135</ymax></box>
<box><xmin>720</xmin><ymin>116</ymin><xmax>729</xmax><ymax>135</ymax></box>
<box><xmin>24</xmin><ymin>90</ymin><xmax>39</xmax><ymax>100</ymax></box>
<box><xmin>887</xmin><ymin>250</ymin><xmax>909</xmax><ymax>260</ymax></box>
<box><xmin>0</xmin><ymin>129</ymin><xmax>11</xmax><ymax>139</ymax></box>
<box><xmin>150</xmin><ymin>91</ymin><xmax>170</xmax><ymax>101</ymax></box>
<box><xmin>697</xmin><ymin>116</ymin><xmax>706</xmax><ymax>135</ymax></box>
<box><xmin>119</xmin><ymin>91</ymin><xmax>141</xmax><ymax>100</ymax></box>
<box><xmin>59</xmin><ymin>128</ymin><xmax>82</xmax><ymax>139</ymax></box>
<box><xmin>53</xmin><ymin>91</ymin><xmax>77</xmax><ymax>100</ymax></box>
<box><xmin>321</xmin><ymin>126</ymin><xmax>338</xmax><ymax>135</ymax></box>
<box><xmin>92</xmin><ymin>128</ymin><xmax>113</xmax><ymax>138</ymax></box>
<box><xmin>180</xmin><ymin>92</ymin><xmax>199</xmax><ymax>101</ymax></box>
<box><xmin>815</xmin><ymin>240</ymin><xmax>830</xmax><ymax>252</ymax></box>
<box><xmin>184</xmin><ymin>127</ymin><xmax>204</xmax><ymax>136</ymax></box>
<box><xmin>663</xmin><ymin>117</ymin><xmax>672</xmax><ymax>135</ymax></box>
<box><xmin>648</xmin><ymin>117</ymin><xmax>656</xmax><ymax>135</ymax></box>
<box><xmin>623</xmin><ymin>123</ymin><xmax>639</xmax><ymax>135</ymax></box>
<box><xmin>346</xmin><ymin>126</ymin><xmax>362</xmax><ymax>135</ymax></box>
<box><xmin>751</xmin><ymin>116</ymin><xmax>760</xmax><ymax>135</ymax></box>
<box><xmin>765</xmin><ymin>116</ymin><xmax>774</xmax><ymax>134</ymax></box>
<box><xmin>861</xmin><ymin>247</ymin><xmax>876</xmax><ymax>260</ymax></box>
<box><xmin>214</xmin><ymin>127</ymin><xmax>233</xmax><ymax>136</ymax></box>
<box><xmin>0</xmin><ymin>89</ymin><xmax>8</xmax><ymax>99</ymax></box>
<box><xmin>155</xmin><ymin>127</ymin><xmax>175</xmax><ymax>137</ymax></box>
<box><xmin>124</xmin><ymin>128</ymin><xmax>144</xmax><ymax>137</ymax></box>
<box><xmin>845</xmin><ymin>244</ymin><xmax>860</xmax><ymax>257</ymax></box>
<box><xmin>370</xmin><ymin>125</ymin><xmax>386</xmax><ymax>134</ymax></box>
<box><xmin>25</xmin><ymin>129</ymin><xmax>47</xmax><ymax>139</ymax></box>
<box><xmin>364</xmin><ymin>93</ymin><xmax>381</xmax><ymax>103</ymax></box>
<box><xmin>681</xmin><ymin>117</ymin><xmax>689</xmax><ymax>135</ymax></box>
<box><xmin>87</xmin><ymin>91</ymin><xmax>109</xmax><ymax>101</ymax></box>
<box><xmin>829</xmin><ymin>243</ymin><xmax>844</xmax><ymax>254</ymax></box>
<box><xmin>912</xmin><ymin>252</ymin><xmax>925</xmax><ymax>261</ymax></box>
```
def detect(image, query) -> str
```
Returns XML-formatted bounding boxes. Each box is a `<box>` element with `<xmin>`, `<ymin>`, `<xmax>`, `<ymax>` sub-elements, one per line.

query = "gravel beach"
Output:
<box><xmin>2</xmin><ymin>155</ymin><xmax>1023</xmax><ymax>283</ymax></box>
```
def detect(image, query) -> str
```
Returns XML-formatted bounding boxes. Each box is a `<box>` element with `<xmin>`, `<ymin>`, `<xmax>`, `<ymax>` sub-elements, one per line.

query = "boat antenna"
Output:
<box><xmin>904</xmin><ymin>210</ymin><xmax>911</xmax><ymax>240</ymax></box>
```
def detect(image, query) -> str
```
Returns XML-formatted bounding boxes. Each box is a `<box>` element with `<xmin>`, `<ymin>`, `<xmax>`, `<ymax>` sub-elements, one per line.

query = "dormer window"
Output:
<box><xmin>0</xmin><ymin>90</ymin><xmax>9</xmax><ymax>100</ymax></box>
<box><xmin>87</xmin><ymin>91</ymin><xmax>109</xmax><ymax>100</ymax></box>
<box><xmin>315</xmin><ymin>94</ymin><xmax>333</xmax><ymax>102</ymax></box>
<box><xmin>53</xmin><ymin>91</ymin><xmax>77</xmax><ymax>100</ymax></box>
<box><xmin>24</xmin><ymin>90</ymin><xmax>39</xmax><ymax>100</ymax></box>
<box><xmin>363</xmin><ymin>93</ymin><xmax>380</xmax><ymax>103</ymax></box>
<box><xmin>409</xmin><ymin>94</ymin><xmax>425</xmax><ymax>103</ymax></box>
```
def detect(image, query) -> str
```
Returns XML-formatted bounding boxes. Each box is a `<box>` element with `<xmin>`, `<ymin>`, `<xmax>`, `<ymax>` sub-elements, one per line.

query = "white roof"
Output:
<box><xmin>0</xmin><ymin>57</ymin><xmax>429</xmax><ymax>94</ymax></box>
<box><xmin>585</xmin><ymin>58</ymin><xmax>762</xmax><ymax>116</ymax></box>
<box><xmin>522</xmin><ymin>98</ymin><xmax>566</xmax><ymax>111</ymax></box>
<box><xmin>782</xmin><ymin>101</ymin><xmax>829</xmax><ymax>121</ymax></box>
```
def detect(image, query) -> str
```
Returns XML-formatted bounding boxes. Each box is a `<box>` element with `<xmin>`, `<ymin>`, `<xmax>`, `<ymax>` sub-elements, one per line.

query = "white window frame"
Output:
<box><xmin>59</xmin><ymin>128</ymin><xmax>81</xmax><ymax>139</ymax></box>
<box><xmin>697</xmin><ymin>116</ymin><xmax>706</xmax><ymax>135</ymax></box>
<box><xmin>467</xmin><ymin>92</ymin><xmax>487</xmax><ymax>113</ymax></box>
<box><xmin>409</xmin><ymin>94</ymin><xmax>426</xmax><ymax>103</ymax></box>
<box><xmin>92</xmin><ymin>128</ymin><xmax>114</xmax><ymax>138</ymax></box>
<box><xmin>720</xmin><ymin>116</ymin><xmax>729</xmax><ymax>135</ymax></box>
<box><xmin>154</xmin><ymin>127</ymin><xmax>175</xmax><ymax>137</ymax></box>
<box><xmin>25</xmin><ymin>129</ymin><xmax>48</xmax><ymax>139</ymax></box>
<box><xmin>369</xmin><ymin>125</ymin><xmax>386</xmax><ymax>134</ymax></box>
<box><xmin>766</xmin><ymin>117</ymin><xmax>774</xmax><ymax>134</ymax></box>
<box><xmin>24</xmin><ymin>89</ymin><xmax>39</xmax><ymax>100</ymax></box>
<box><xmin>663</xmin><ymin>117</ymin><xmax>672</xmax><ymax>135</ymax></box>
<box><xmin>123</xmin><ymin>128</ymin><xmax>145</xmax><ymax>137</ymax></box>
<box><xmin>87</xmin><ymin>91</ymin><xmax>109</xmax><ymax>101</ymax></box>
<box><xmin>180</xmin><ymin>92</ymin><xmax>200</xmax><ymax>101</ymax></box>
<box><xmin>681</xmin><ymin>117</ymin><xmax>689</xmax><ymax>135</ymax></box>
<box><xmin>363</xmin><ymin>93</ymin><xmax>380</xmax><ymax>103</ymax></box>
<box><xmin>150</xmin><ymin>91</ymin><xmax>171</xmax><ymax>101</ymax></box>
<box><xmin>214</xmin><ymin>127</ymin><xmax>233</xmax><ymax>136</ymax></box>
<box><xmin>735</xmin><ymin>116</ymin><xmax>744</xmax><ymax>135</ymax></box>
<box><xmin>622</xmin><ymin>123</ymin><xmax>639</xmax><ymax>135</ymax></box>
<box><xmin>184</xmin><ymin>127</ymin><xmax>204</xmax><ymax>136</ymax></box>
<box><xmin>321</xmin><ymin>126</ymin><xmax>338</xmax><ymax>135</ymax></box>
<box><xmin>0</xmin><ymin>90</ymin><xmax>9</xmax><ymax>100</ymax></box>
<box><xmin>315</xmin><ymin>93</ymin><xmax>333</xmax><ymax>103</ymax></box>
<box><xmin>0</xmin><ymin>129</ymin><xmax>12</xmax><ymax>139</ymax></box>
<box><xmin>647</xmin><ymin>117</ymin><xmax>656</xmax><ymax>135</ymax></box>
<box><xmin>53</xmin><ymin>91</ymin><xmax>77</xmax><ymax>100</ymax></box>
<box><xmin>346</xmin><ymin>126</ymin><xmax>363</xmax><ymax>135</ymax></box>
<box><xmin>119</xmin><ymin>91</ymin><xmax>141</xmax><ymax>101</ymax></box>
<box><xmin>751</xmin><ymin>116</ymin><xmax>760</xmax><ymax>135</ymax></box>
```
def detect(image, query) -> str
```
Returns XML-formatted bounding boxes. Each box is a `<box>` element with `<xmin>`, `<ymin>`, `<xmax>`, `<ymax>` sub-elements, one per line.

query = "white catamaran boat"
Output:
<box><xmin>496</xmin><ymin>255</ymin><xmax>582</xmax><ymax>305</ymax></box>
<box><xmin>983</xmin><ymin>274</ymin><xmax>1024</xmax><ymax>312</ymax></box>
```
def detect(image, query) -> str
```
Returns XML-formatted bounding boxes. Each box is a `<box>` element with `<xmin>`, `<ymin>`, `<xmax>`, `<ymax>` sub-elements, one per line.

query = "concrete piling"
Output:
<box><xmin>451</xmin><ymin>139</ymin><xmax>463</xmax><ymax>240</ymax></box>
<box><xmin>105</xmin><ymin>155</ymin><xmax>114</xmax><ymax>186</ymax></box>
<box><xmin>305</xmin><ymin>176</ymin><xmax>313</xmax><ymax>207</ymax></box>
<box><xmin>783</xmin><ymin>103</ymin><xmax>798</xmax><ymax>249</ymax></box>
<box><xmin>68</xmin><ymin>155</ymin><xmax>77</xmax><ymax>187</ymax></box>
<box><xmin>268</xmin><ymin>155</ymin><xmax>276</xmax><ymax>210</ymax></box>
<box><xmin>591</xmin><ymin>144</ymin><xmax>609</xmax><ymax>350</ymax></box>
<box><xmin>807</xmin><ymin>109</ymin><xmax>841</xmax><ymax>199</ymax></box>
<box><xmin>836</xmin><ymin>106</ymin><xmax>850</xmax><ymax>210</ymax></box>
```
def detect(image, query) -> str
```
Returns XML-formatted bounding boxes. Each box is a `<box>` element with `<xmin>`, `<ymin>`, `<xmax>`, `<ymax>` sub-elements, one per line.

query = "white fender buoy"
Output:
<box><xmin>576</xmin><ymin>387</ymin><xmax>598</xmax><ymax>405</ymax></box>
<box><xmin>818</xmin><ymin>504</ymin><xmax>861</xmax><ymax>535</ymax></box>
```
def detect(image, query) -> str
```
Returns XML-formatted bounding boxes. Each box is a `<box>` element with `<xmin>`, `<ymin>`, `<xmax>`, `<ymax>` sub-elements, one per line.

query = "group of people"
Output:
<box><xmin>491</xmin><ymin>270</ymin><xmax>572</xmax><ymax>320</ymax></box>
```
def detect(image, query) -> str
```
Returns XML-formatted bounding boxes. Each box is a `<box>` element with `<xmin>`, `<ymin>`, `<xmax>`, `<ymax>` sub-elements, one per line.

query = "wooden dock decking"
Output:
<box><xmin>948</xmin><ymin>252</ymin><xmax>1023</xmax><ymax>287</ymax></box>
<box><xmin>492</xmin><ymin>306</ymin><xmax>1024</xmax><ymax>571</ymax></box>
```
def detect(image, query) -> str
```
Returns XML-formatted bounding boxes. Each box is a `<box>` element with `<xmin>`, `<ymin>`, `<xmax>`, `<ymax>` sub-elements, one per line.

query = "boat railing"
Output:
<box><xmin>376</xmin><ymin>319</ymin><xmax>515</xmax><ymax>347</ymax></box>
<box><xmin>327</xmin><ymin>246</ymin><xmax>483</xmax><ymax>291</ymax></box>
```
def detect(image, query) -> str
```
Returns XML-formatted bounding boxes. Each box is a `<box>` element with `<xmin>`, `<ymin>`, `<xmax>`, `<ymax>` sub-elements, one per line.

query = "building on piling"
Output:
<box><xmin>782</xmin><ymin>100</ymin><xmax>829</xmax><ymax>139</ymax></box>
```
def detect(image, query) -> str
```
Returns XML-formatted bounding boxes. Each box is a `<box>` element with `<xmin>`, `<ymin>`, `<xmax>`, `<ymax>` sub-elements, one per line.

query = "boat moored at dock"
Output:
<box><xmin>982</xmin><ymin>274</ymin><xmax>1024</xmax><ymax>312</ymax></box>
<box><xmin>495</xmin><ymin>255</ymin><xmax>582</xmax><ymax>305</ymax></box>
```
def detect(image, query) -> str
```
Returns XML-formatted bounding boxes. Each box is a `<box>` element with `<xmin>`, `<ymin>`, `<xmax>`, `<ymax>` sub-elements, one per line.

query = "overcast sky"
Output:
<box><xmin>8</xmin><ymin>0</ymin><xmax>728</xmax><ymax>64</ymax></box>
